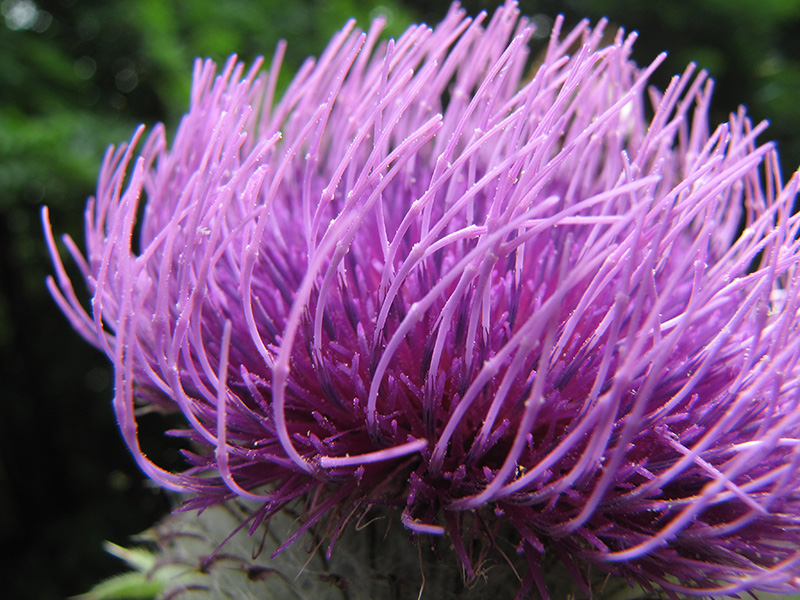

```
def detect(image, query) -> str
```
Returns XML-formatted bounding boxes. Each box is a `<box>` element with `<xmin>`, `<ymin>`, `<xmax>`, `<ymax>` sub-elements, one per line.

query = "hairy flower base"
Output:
<box><xmin>92</xmin><ymin>497</ymin><xmax>648</xmax><ymax>600</ymax></box>
<box><xmin>79</xmin><ymin>499</ymin><xmax>800</xmax><ymax>600</ymax></box>
<box><xmin>47</xmin><ymin>1</ymin><xmax>800</xmax><ymax>598</ymax></box>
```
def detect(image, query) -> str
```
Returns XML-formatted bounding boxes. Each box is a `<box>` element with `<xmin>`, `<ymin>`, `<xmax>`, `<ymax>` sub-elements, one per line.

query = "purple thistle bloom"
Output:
<box><xmin>45</xmin><ymin>1</ymin><xmax>800</xmax><ymax>597</ymax></box>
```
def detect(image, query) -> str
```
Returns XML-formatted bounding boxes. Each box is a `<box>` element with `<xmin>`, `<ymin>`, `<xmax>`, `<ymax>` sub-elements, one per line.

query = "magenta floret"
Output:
<box><xmin>45</xmin><ymin>1</ymin><xmax>800</xmax><ymax>597</ymax></box>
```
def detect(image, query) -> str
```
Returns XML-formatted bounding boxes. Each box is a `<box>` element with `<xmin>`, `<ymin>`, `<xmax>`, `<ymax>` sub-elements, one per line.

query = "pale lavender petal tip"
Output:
<box><xmin>45</xmin><ymin>1</ymin><xmax>800</xmax><ymax>597</ymax></box>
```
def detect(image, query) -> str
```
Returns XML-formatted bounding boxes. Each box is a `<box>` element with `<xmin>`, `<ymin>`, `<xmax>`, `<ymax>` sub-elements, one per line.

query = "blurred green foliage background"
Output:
<box><xmin>1</xmin><ymin>1</ymin><xmax>798</xmax><ymax>598</ymax></box>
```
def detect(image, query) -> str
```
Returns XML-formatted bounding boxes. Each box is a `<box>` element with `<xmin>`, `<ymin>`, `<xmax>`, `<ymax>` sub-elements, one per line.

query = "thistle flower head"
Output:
<box><xmin>46</xmin><ymin>1</ymin><xmax>800</xmax><ymax>597</ymax></box>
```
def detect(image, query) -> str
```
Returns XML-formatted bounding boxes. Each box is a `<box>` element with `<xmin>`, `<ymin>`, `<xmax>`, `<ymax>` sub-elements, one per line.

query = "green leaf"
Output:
<box><xmin>71</xmin><ymin>572</ymin><xmax>163</xmax><ymax>600</ymax></box>
<box><xmin>102</xmin><ymin>542</ymin><xmax>158</xmax><ymax>574</ymax></box>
